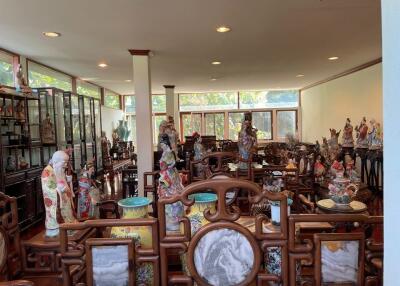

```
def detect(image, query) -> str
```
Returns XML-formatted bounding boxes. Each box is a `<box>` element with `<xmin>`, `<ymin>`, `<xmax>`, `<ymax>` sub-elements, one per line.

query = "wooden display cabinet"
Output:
<box><xmin>0</xmin><ymin>88</ymin><xmax>44</xmax><ymax>231</ymax></box>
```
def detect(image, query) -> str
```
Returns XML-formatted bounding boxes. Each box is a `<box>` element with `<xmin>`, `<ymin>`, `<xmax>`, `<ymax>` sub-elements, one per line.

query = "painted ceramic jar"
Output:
<box><xmin>328</xmin><ymin>174</ymin><xmax>358</xmax><ymax>205</ymax></box>
<box><xmin>270</xmin><ymin>197</ymin><xmax>293</xmax><ymax>226</ymax></box>
<box><xmin>182</xmin><ymin>193</ymin><xmax>218</xmax><ymax>277</ymax></box>
<box><xmin>110</xmin><ymin>197</ymin><xmax>153</xmax><ymax>285</ymax></box>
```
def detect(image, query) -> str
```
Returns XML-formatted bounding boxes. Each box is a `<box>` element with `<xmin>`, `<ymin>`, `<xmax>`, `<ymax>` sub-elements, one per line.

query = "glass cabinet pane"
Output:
<box><xmin>39</xmin><ymin>90</ymin><xmax>56</xmax><ymax>145</ymax></box>
<box><xmin>55</xmin><ymin>90</ymin><xmax>66</xmax><ymax>148</ymax></box>
<box><xmin>71</xmin><ymin>96</ymin><xmax>80</xmax><ymax>143</ymax></box>
<box><xmin>27</xmin><ymin>99</ymin><xmax>40</xmax><ymax>142</ymax></box>
<box><xmin>84</xmin><ymin>97</ymin><xmax>93</xmax><ymax>141</ymax></box>
<box><xmin>228</xmin><ymin>112</ymin><xmax>244</xmax><ymax>140</ymax></box>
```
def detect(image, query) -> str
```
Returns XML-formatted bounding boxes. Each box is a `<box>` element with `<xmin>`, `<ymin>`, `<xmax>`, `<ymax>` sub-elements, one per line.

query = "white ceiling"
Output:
<box><xmin>0</xmin><ymin>0</ymin><xmax>381</xmax><ymax>94</ymax></box>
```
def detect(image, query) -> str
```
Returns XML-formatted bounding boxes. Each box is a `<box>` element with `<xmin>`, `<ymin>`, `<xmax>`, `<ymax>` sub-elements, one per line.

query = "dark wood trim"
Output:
<box><xmin>129</xmin><ymin>49</ymin><xmax>150</xmax><ymax>56</ymax></box>
<box><xmin>300</xmin><ymin>58</ymin><xmax>382</xmax><ymax>91</ymax></box>
<box><xmin>100</xmin><ymin>87</ymin><xmax>105</xmax><ymax>105</ymax></box>
<box><xmin>71</xmin><ymin>77</ymin><xmax>77</xmax><ymax>93</ymax></box>
<box><xmin>0</xmin><ymin>47</ymin><xmax>20</xmax><ymax>57</ymax></box>
<box><xmin>163</xmin><ymin>85</ymin><xmax>175</xmax><ymax>89</ymax></box>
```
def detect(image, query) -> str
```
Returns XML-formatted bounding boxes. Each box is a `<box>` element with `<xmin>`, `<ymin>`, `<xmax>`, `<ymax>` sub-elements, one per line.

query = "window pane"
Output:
<box><xmin>77</xmin><ymin>80</ymin><xmax>101</xmax><ymax>99</ymax></box>
<box><xmin>28</xmin><ymin>61</ymin><xmax>72</xmax><ymax>91</ymax></box>
<box><xmin>179</xmin><ymin>92</ymin><xmax>238</xmax><ymax>111</ymax></box>
<box><xmin>181</xmin><ymin>113</ymin><xmax>202</xmax><ymax>140</ymax></box>
<box><xmin>0</xmin><ymin>52</ymin><xmax>14</xmax><ymax>86</ymax></box>
<box><xmin>152</xmin><ymin>94</ymin><xmax>166</xmax><ymax>113</ymax></box>
<box><xmin>253</xmin><ymin>111</ymin><xmax>272</xmax><ymax>140</ymax></box>
<box><xmin>205</xmin><ymin>113</ymin><xmax>224</xmax><ymax>140</ymax></box>
<box><xmin>277</xmin><ymin>110</ymin><xmax>297</xmax><ymax>138</ymax></box>
<box><xmin>153</xmin><ymin>115</ymin><xmax>166</xmax><ymax>145</ymax></box>
<box><xmin>104</xmin><ymin>90</ymin><xmax>120</xmax><ymax>109</ymax></box>
<box><xmin>239</xmin><ymin>90</ymin><xmax>298</xmax><ymax>109</ymax></box>
<box><xmin>228</xmin><ymin>112</ymin><xmax>244</xmax><ymax>140</ymax></box>
<box><xmin>126</xmin><ymin>114</ymin><xmax>137</xmax><ymax>144</ymax></box>
<box><xmin>125</xmin><ymin>96</ymin><xmax>136</xmax><ymax>113</ymax></box>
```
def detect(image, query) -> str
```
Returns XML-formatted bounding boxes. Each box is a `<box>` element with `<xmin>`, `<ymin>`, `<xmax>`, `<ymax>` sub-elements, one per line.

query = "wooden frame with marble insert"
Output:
<box><xmin>85</xmin><ymin>238</ymin><xmax>135</xmax><ymax>286</ymax></box>
<box><xmin>288</xmin><ymin>214</ymin><xmax>383</xmax><ymax>286</ymax></box>
<box><xmin>314</xmin><ymin>232</ymin><xmax>365</xmax><ymax>286</ymax></box>
<box><xmin>59</xmin><ymin>218</ymin><xmax>160</xmax><ymax>286</ymax></box>
<box><xmin>158</xmin><ymin>178</ymin><xmax>289</xmax><ymax>286</ymax></box>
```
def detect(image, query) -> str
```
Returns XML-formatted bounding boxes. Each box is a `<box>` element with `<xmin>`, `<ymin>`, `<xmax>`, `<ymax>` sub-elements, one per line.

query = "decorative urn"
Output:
<box><xmin>328</xmin><ymin>174</ymin><xmax>358</xmax><ymax>205</ymax></box>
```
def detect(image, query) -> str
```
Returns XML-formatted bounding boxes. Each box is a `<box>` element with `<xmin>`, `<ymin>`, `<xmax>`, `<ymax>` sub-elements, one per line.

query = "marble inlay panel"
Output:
<box><xmin>92</xmin><ymin>245</ymin><xmax>129</xmax><ymax>286</ymax></box>
<box><xmin>194</xmin><ymin>228</ymin><xmax>254</xmax><ymax>286</ymax></box>
<box><xmin>321</xmin><ymin>240</ymin><xmax>359</xmax><ymax>283</ymax></box>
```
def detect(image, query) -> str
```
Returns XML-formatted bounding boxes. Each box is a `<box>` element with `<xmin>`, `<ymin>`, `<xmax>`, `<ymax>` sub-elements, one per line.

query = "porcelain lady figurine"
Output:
<box><xmin>341</xmin><ymin>118</ymin><xmax>354</xmax><ymax>147</ymax></box>
<box><xmin>167</xmin><ymin>116</ymin><xmax>180</xmax><ymax>159</ymax></box>
<box><xmin>355</xmin><ymin>117</ymin><xmax>369</xmax><ymax>148</ymax></box>
<box><xmin>193</xmin><ymin>132</ymin><xmax>206</xmax><ymax>177</ymax></box>
<box><xmin>238</xmin><ymin>112</ymin><xmax>257</xmax><ymax>169</ymax></box>
<box><xmin>368</xmin><ymin>119</ymin><xmax>383</xmax><ymax>150</ymax></box>
<box><xmin>314</xmin><ymin>155</ymin><xmax>326</xmax><ymax>182</ymax></box>
<box><xmin>157</xmin><ymin>134</ymin><xmax>184</xmax><ymax>232</ymax></box>
<box><xmin>41</xmin><ymin>113</ymin><xmax>56</xmax><ymax>144</ymax></box>
<box><xmin>77</xmin><ymin>161</ymin><xmax>102</xmax><ymax>219</ymax></box>
<box><xmin>41</xmin><ymin>151</ymin><xmax>77</xmax><ymax>237</ymax></box>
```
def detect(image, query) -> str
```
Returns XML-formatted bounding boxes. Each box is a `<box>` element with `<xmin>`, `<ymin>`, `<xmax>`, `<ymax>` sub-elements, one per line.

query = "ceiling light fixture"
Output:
<box><xmin>43</xmin><ymin>32</ymin><xmax>61</xmax><ymax>38</ymax></box>
<box><xmin>98</xmin><ymin>63</ymin><xmax>108</xmax><ymax>68</ymax></box>
<box><xmin>328</xmin><ymin>56</ymin><xmax>339</xmax><ymax>61</ymax></box>
<box><xmin>210</xmin><ymin>78</ymin><xmax>218</xmax><ymax>81</ymax></box>
<box><xmin>211</xmin><ymin>61</ymin><xmax>221</xmax><ymax>65</ymax></box>
<box><xmin>296</xmin><ymin>74</ymin><xmax>305</xmax><ymax>77</ymax></box>
<box><xmin>125</xmin><ymin>79</ymin><xmax>132</xmax><ymax>82</ymax></box>
<box><xmin>216</xmin><ymin>26</ymin><xmax>231</xmax><ymax>33</ymax></box>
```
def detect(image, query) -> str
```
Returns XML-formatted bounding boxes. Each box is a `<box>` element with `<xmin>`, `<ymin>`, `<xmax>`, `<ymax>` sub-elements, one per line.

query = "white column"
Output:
<box><xmin>382</xmin><ymin>1</ymin><xmax>400</xmax><ymax>284</ymax></box>
<box><xmin>130</xmin><ymin>50</ymin><xmax>153</xmax><ymax>195</ymax></box>
<box><xmin>164</xmin><ymin>85</ymin><xmax>179</xmax><ymax>131</ymax></box>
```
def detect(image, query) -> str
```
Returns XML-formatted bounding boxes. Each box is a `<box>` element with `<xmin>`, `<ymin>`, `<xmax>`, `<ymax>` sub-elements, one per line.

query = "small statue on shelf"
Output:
<box><xmin>341</xmin><ymin>118</ymin><xmax>354</xmax><ymax>148</ymax></box>
<box><xmin>15</xmin><ymin>100</ymin><xmax>25</xmax><ymax>122</ymax></box>
<box><xmin>77</xmin><ymin>160</ymin><xmax>102</xmax><ymax>219</ymax></box>
<box><xmin>19</xmin><ymin>156</ymin><xmax>29</xmax><ymax>169</ymax></box>
<box><xmin>238</xmin><ymin>112</ymin><xmax>258</xmax><ymax>169</ymax></box>
<box><xmin>157</xmin><ymin>133</ymin><xmax>184</xmax><ymax>232</ymax></box>
<box><xmin>328</xmin><ymin>128</ymin><xmax>341</xmax><ymax>150</ymax></box>
<box><xmin>41</xmin><ymin>113</ymin><xmax>56</xmax><ymax>144</ymax></box>
<box><xmin>5</xmin><ymin>156</ymin><xmax>16</xmax><ymax>172</ymax></box>
<box><xmin>355</xmin><ymin>117</ymin><xmax>369</xmax><ymax>149</ymax></box>
<box><xmin>41</xmin><ymin>150</ymin><xmax>77</xmax><ymax>238</ymax></box>
<box><xmin>314</xmin><ymin>155</ymin><xmax>326</xmax><ymax>182</ymax></box>
<box><xmin>368</xmin><ymin>119</ymin><xmax>383</xmax><ymax>150</ymax></box>
<box><xmin>15</xmin><ymin>64</ymin><xmax>32</xmax><ymax>94</ymax></box>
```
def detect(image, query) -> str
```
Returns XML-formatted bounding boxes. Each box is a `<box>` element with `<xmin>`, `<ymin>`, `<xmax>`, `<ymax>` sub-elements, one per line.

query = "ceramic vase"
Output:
<box><xmin>270</xmin><ymin>197</ymin><xmax>293</xmax><ymax>226</ymax></box>
<box><xmin>116</xmin><ymin>120</ymin><xmax>125</xmax><ymax>141</ymax></box>
<box><xmin>110</xmin><ymin>197</ymin><xmax>154</xmax><ymax>285</ymax></box>
<box><xmin>181</xmin><ymin>193</ymin><xmax>217</xmax><ymax>277</ymax></box>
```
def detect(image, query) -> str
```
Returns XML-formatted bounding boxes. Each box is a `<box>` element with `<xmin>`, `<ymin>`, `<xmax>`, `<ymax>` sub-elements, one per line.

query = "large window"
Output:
<box><xmin>179</xmin><ymin>90</ymin><xmax>299</xmax><ymax>141</ymax></box>
<box><xmin>28</xmin><ymin>61</ymin><xmax>72</xmax><ymax>91</ymax></box>
<box><xmin>179</xmin><ymin>92</ymin><xmax>238</xmax><ymax>111</ymax></box>
<box><xmin>77</xmin><ymin>80</ymin><xmax>101</xmax><ymax>99</ymax></box>
<box><xmin>0</xmin><ymin>51</ymin><xmax>15</xmax><ymax>87</ymax></box>
<box><xmin>104</xmin><ymin>89</ymin><xmax>121</xmax><ymax>109</ymax></box>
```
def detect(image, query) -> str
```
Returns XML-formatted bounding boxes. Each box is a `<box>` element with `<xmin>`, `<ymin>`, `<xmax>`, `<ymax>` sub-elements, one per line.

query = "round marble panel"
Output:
<box><xmin>193</xmin><ymin>228</ymin><xmax>255</xmax><ymax>286</ymax></box>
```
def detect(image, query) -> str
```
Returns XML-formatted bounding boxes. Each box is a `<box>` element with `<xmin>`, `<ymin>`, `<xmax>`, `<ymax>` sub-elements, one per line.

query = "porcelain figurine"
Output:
<box><xmin>5</xmin><ymin>156</ymin><xmax>16</xmax><ymax>172</ymax></box>
<box><xmin>77</xmin><ymin>161</ymin><xmax>102</xmax><ymax>219</ymax></box>
<box><xmin>193</xmin><ymin>132</ymin><xmax>206</xmax><ymax>177</ymax></box>
<box><xmin>341</xmin><ymin>118</ymin><xmax>354</xmax><ymax>147</ymax></box>
<box><xmin>15</xmin><ymin>64</ymin><xmax>32</xmax><ymax>94</ymax></box>
<box><xmin>368</xmin><ymin>119</ymin><xmax>383</xmax><ymax>150</ymax></box>
<box><xmin>330</xmin><ymin>160</ymin><xmax>344</xmax><ymax>178</ymax></box>
<box><xmin>41</xmin><ymin>151</ymin><xmax>77</xmax><ymax>237</ymax></box>
<box><xmin>314</xmin><ymin>155</ymin><xmax>326</xmax><ymax>182</ymax></box>
<box><xmin>355</xmin><ymin>117</ymin><xmax>369</xmax><ymax>148</ymax></box>
<box><xmin>111</xmin><ymin>197</ymin><xmax>154</xmax><ymax>285</ymax></box>
<box><xmin>15</xmin><ymin>100</ymin><xmax>25</xmax><ymax>122</ymax></box>
<box><xmin>328</xmin><ymin>128</ymin><xmax>341</xmax><ymax>150</ymax></box>
<box><xmin>238</xmin><ymin>112</ymin><xmax>257</xmax><ymax>169</ymax></box>
<box><xmin>19</xmin><ymin>156</ymin><xmax>28</xmax><ymax>169</ymax></box>
<box><xmin>328</xmin><ymin>173</ymin><xmax>358</xmax><ymax>205</ymax></box>
<box><xmin>41</xmin><ymin>113</ymin><xmax>56</xmax><ymax>144</ymax></box>
<box><xmin>157</xmin><ymin>134</ymin><xmax>184</xmax><ymax>232</ymax></box>
<box><xmin>157</xmin><ymin>120</ymin><xmax>168</xmax><ymax>151</ymax></box>
<box><xmin>166</xmin><ymin>116</ymin><xmax>180</xmax><ymax>159</ymax></box>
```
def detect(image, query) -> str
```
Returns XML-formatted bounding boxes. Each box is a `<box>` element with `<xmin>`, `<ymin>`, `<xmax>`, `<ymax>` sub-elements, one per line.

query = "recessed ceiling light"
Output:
<box><xmin>296</xmin><ymin>74</ymin><xmax>305</xmax><ymax>77</ymax></box>
<box><xmin>328</xmin><ymin>56</ymin><xmax>339</xmax><ymax>61</ymax></box>
<box><xmin>125</xmin><ymin>79</ymin><xmax>132</xmax><ymax>82</ymax></box>
<box><xmin>211</xmin><ymin>61</ymin><xmax>221</xmax><ymax>65</ymax></box>
<box><xmin>98</xmin><ymin>63</ymin><xmax>108</xmax><ymax>68</ymax></box>
<box><xmin>43</xmin><ymin>32</ymin><xmax>61</xmax><ymax>38</ymax></box>
<box><xmin>210</xmin><ymin>78</ymin><xmax>218</xmax><ymax>81</ymax></box>
<box><xmin>216</xmin><ymin>26</ymin><xmax>231</xmax><ymax>33</ymax></box>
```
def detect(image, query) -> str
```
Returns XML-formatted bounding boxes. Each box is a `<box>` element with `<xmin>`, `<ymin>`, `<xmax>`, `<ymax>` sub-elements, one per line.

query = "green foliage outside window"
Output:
<box><xmin>179</xmin><ymin>92</ymin><xmax>237</xmax><ymax>111</ymax></box>
<box><xmin>152</xmin><ymin>94</ymin><xmax>166</xmax><ymax>113</ymax></box>
<box><xmin>239</xmin><ymin>90</ymin><xmax>298</xmax><ymax>109</ymax></box>
<box><xmin>228</xmin><ymin>112</ymin><xmax>244</xmax><ymax>140</ymax></box>
<box><xmin>104</xmin><ymin>93</ymin><xmax>120</xmax><ymax>109</ymax></box>
<box><xmin>28</xmin><ymin>70</ymin><xmax>72</xmax><ymax>91</ymax></box>
<box><xmin>0</xmin><ymin>60</ymin><xmax>14</xmax><ymax>86</ymax></box>
<box><xmin>77</xmin><ymin>81</ymin><xmax>100</xmax><ymax>99</ymax></box>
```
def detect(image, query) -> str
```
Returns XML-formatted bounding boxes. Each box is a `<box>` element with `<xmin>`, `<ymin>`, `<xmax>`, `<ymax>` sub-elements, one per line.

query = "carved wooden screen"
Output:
<box><xmin>157</xmin><ymin>178</ymin><xmax>289</xmax><ymax>285</ymax></box>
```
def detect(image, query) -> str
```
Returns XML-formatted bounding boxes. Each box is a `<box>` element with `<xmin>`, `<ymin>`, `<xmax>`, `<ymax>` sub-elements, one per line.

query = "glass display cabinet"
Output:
<box><xmin>37</xmin><ymin>88</ymin><xmax>66</xmax><ymax>164</ymax></box>
<box><xmin>0</xmin><ymin>89</ymin><xmax>44</xmax><ymax>231</ymax></box>
<box><xmin>63</xmin><ymin>92</ymin><xmax>83</xmax><ymax>173</ymax></box>
<box><xmin>93</xmin><ymin>98</ymin><xmax>102</xmax><ymax>173</ymax></box>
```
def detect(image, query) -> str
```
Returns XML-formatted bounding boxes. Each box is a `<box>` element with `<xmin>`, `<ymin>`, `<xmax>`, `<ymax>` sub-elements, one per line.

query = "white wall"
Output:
<box><xmin>301</xmin><ymin>63</ymin><xmax>382</xmax><ymax>143</ymax></box>
<box><xmin>382</xmin><ymin>1</ymin><xmax>400</xmax><ymax>284</ymax></box>
<box><xmin>101</xmin><ymin>106</ymin><xmax>124</xmax><ymax>139</ymax></box>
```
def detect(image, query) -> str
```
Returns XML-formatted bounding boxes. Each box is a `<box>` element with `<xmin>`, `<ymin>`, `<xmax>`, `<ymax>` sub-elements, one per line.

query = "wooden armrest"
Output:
<box><xmin>366</xmin><ymin>239</ymin><xmax>383</xmax><ymax>251</ymax></box>
<box><xmin>298</xmin><ymin>194</ymin><xmax>315</xmax><ymax>212</ymax></box>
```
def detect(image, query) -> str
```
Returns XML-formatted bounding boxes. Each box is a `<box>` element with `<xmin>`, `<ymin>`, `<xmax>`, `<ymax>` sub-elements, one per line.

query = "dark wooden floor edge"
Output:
<box><xmin>300</xmin><ymin>57</ymin><xmax>382</xmax><ymax>92</ymax></box>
